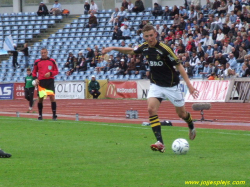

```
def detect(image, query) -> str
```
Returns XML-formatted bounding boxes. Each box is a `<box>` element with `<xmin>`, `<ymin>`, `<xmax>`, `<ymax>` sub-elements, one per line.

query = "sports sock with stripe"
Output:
<box><xmin>38</xmin><ymin>102</ymin><xmax>43</xmax><ymax>117</ymax></box>
<box><xmin>150</xmin><ymin>115</ymin><xmax>164</xmax><ymax>144</ymax></box>
<box><xmin>183</xmin><ymin>112</ymin><xmax>194</xmax><ymax>130</ymax></box>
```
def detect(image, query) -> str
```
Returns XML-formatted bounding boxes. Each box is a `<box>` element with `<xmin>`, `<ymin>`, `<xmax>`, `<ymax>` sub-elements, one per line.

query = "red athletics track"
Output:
<box><xmin>0</xmin><ymin>99</ymin><xmax>250</xmax><ymax>131</ymax></box>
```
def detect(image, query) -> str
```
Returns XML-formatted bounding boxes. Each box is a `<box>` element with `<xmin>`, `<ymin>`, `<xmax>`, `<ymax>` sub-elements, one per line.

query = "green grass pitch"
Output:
<box><xmin>0</xmin><ymin>117</ymin><xmax>249</xmax><ymax>187</ymax></box>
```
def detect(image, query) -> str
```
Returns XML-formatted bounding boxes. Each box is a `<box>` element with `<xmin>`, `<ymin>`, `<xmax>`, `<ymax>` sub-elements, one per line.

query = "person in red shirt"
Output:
<box><xmin>32</xmin><ymin>48</ymin><xmax>59</xmax><ymax>120</ymax></box>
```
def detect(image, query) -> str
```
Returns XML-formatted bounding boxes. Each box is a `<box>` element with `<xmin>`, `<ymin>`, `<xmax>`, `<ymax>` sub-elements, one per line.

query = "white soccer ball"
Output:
<box><xmin>172</xmin><ymin>138</ymin><xmax>189</xmax><ymax>155</ymax></box>
<box><xmin>32</xmin><ymin>80</ymin><xmax>37</xmax><ymax>86</ymax></box>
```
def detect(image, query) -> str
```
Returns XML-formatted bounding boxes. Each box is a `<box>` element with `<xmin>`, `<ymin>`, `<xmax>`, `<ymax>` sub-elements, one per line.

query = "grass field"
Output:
<box><xmin>0</xmin><ymin>117</ymin><xmax>249</xmax><ymax>187</ymax></box>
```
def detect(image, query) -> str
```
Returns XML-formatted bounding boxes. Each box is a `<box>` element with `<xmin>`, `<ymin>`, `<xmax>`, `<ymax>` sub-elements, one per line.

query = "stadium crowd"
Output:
<box><xmin>63</xmin><ymin>0</ymin><xmax>250</xmax><ymax>79</ymax></box>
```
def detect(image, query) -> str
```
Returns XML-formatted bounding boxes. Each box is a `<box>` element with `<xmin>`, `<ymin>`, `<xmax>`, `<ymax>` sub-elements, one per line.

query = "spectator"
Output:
<box><xmin>222</xmin><ymin>42</ymin><xmax>233</xmax><ymax>55</ymax></box>
<box><xmin>9</xmin><ymin>44</ymin><xmax>19</xmax><ymax>68</ymax></box>
<box><xmin>37</xmin><ymin>2</ymin><xmax>49</xmax><ymax>16</ymax></box>
<box><xmin>127</xmin><ymin>1</ymin><xmax>134</xmax><ymax>13</ymax></box>
<box><xmin>77</xmin><ymin>57</ymin><xmax>88</xmax><ymax>72</ymax></box>
<box><xmin>84</xmin><ymin>48</ymin><xmax>94</xmax><ymax>67</ymax></box>
<box><xmin>197</xmin><ymin>13</ymin><xmax>206</xmax><ymax>25</ymax></box>
<box><xmin>104</xmin><ymin>58</ymin><xmax>114</xmax><ymax>72</ymax></box>
<box><xmin>86</xmin><ymin>12</ymin><xmax>98</xmax><ymax>28</ymax></box>
<box><xmin>224</xmin><ymin>62</ymin><xmax>235</xmax><ymax>77</ymax></box>
<box><xmin>95</xmin><ymin>57</ymin><xmax>107</xmax><ymax>73</ymax></box>
<box><xmin>237</xmin><ymin>46</ymin><xmax>247</xmax><ymax>63</ymax></box>
<box><xmin>155</xmin><ymin>24</ymin><xmax>163</xmax><ymax>36</ymax></box>
<box><xmin>88</xmin><ymin>75</ymin><xmax>101</xmax><ymax>99</ymax></box>
<box><xmin>200</xmin><ymin>63</ymin><xmax>211</xmax><ymax>76</ymax></box>
<box><xmin>228</xmin><ymin>53</ymin><xmax>237</xmax><ymax>70</ymax></box>
<box><xmin>125</xmin><ymin>58</ymin><xmax>136</xmax><ymax>75</ymax></box>
<box><xmin>205</xmin><ymin>45</ymin><xmax>214</xmax><ymax>56</ymax></box>
<box><xmin>134</xmin><ymin>57</ymin><xmax>146</xmax><ymax>77</ymax></box>
<box><xmin>132</xmin><ymin>0</ymin><xmax>145</xmax><ymax>13</ymax></box>
<box><xmin>89</xmin><ymin>0</ymin><xmax>98</xmax><ymax>14</ymax></box>
<box><xmin>121</xmin><ymin>17</ymin><xmax>130</xmax><ymax>31</ymax></box>
<box><xmin>64</xmin><ymin>52</ymin><xmax>75</xmax><ymax>68</ymax></box>
<box><xmin>116</xmin><ymin>59</ymin><xmax>128</xmax><ymax>75</ymax></box>
<box><xmin>117</xmin><ymin>6</ymin><xmax>127</xmax><ymax>25</ymax></box>
<box><xmin>188</xmin><ymin>9</ymin><xmax>197</xmax><ymax>22</ymax></box>
<box><xmin>19</xmin><ymin>43</ymin><xmax>29</xmax><ymax>68</ymax></box>
<box><xmin>241</xmin><ymin>64</ymin><xmax>250</xmax><ymax>77</ymax></box>
<box><xmin>209</xmin><ymin>16</ymin><xmax>222</xmax><ymax>32</ymax></box>
<box><xmin>184</xmin><ymin>61</ymin><xmax>194</xmax><ymax>77</ymax></box>
<box><xmin>227</xmin><ymin>1</ymin><xmax>234</xmax><ymax>15</ymax></box>
<box><xmin>84</xmin><ymin>1</ymin><xmax>90</xmax><ymax>15</ymax></box>
<box><xmin>229</xmin><ymin>10</ymin><xmax>237</xmax><ymax>24</ymax></box>
<box><xmin>122</xmin><ymin>0</ymin><xmax>128</xmax><ymax>9</ymax></box>
<box><xmin>218</xmin><ymin>53</ymin><xmax>227</xmax><ymax>66</ymax></box>
<box><xmin>216</xmin><ymin>29</ymin><xmax>225</xmax><ymax>45</ymax></box>
<box><xmin>189</xmin><ymin>51</ymin><xmax>201</xmax><ymax>67</ymax></box>
<box><xmin>163</xmin><ymin>6</ymin><xmax>171</xmax><ymax>20</ymax></box>
<box><xmin>112</xmin><ymin>25</ymin><xmax>123</xmax><ymax>40</ymax></box>
<box><xmin>173</xmin><ymin>14</ymin><xmax>181</xmax><ymax>28</ymax></box>
<box><xmin>217</xmin><ymin>0</ymin><xmax>227</xmax><ymax>15</ymax></box>
<box><xmin>109</xmin><ymin>8</ymin><xmax>119</xmax><ymax>23</ymax></box>
<box><xmin>50</xmin><ymin>0</ymin><xmax>62</xmax><ymax>16</ymax></box>
<box><xmin>66</xmin><ymin>57</ymin><xmax>79</xmax><ymax>76</ymax></box>
<box><xmin>170</xmin><ymin>5</ymin><xmax>179</xmax><ymax>19</ymax></box>
<box><xmin>122</xmin><ymin>24</ymin><xmax>131</xmax><ymax>40</ymax></box>
<box><xmin>179</xmin><ymin>6</ymin><xmax>188</xmax><ymax>19</ymax></box>
<box><xmin>152</xmin><ymin>3</ymin><xmax>163</xmax><ymax>17</ymax></box>
<box><xmin>222</xmin><ymin>23</ymin><xmax>231</xmax><ymax>35</ymax></box>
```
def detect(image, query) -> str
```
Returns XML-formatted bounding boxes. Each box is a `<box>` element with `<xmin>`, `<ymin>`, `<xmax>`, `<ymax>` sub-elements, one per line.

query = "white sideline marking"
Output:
<box><xmin>1</xmin><ymin>117</ymin><xmax>249</xmax><ymax>136</ymax></box>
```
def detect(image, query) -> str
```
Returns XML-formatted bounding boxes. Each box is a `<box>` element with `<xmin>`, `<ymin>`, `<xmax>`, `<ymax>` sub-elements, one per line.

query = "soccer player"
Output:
<box><xmin>102</xmin><ymin>25</ymin><xmax>199</xmax><ymax>153</ymax></box>
<box><xmin>0</xmin><ymin>148</ymin><xmax>11</xmax><ymax>158</ymax></box>
<box><xmin>24</xmin><ymin>68</ymin><xmax>35</xmax><ymax>111</ymax></box>
<box><xmin>32</xmin><ymin>48</ymin><xmax>59</xmax><ymax>120</ymax></box>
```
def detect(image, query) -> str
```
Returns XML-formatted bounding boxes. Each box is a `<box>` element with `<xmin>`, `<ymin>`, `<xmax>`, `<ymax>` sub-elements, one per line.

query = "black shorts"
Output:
<box><xmin>39</xmin><ymin>79</ymin><xmax>55</xmax><ymax>93</ymax></box>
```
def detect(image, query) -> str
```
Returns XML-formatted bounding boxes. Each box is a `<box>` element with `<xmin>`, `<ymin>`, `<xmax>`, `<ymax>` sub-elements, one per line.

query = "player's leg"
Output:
<box><xmin>24</xmin><ymin>88</ymin><xmax>30</xmax><ymax>102</ymax></box>
<box><xmin>164</xmin><ymin>85</ymin><xmax>196</xmax><ymax>140</ymax></box>
<box><xmin>28</xmin><ymin>88</ymin><xmax>34</xmax><ymax>110</ymax></box>
<box><xmin>49</xmin><ymin>95</ymin><xmax>57</xmax><ymax>120</ymax></box>
<box><xmin>0</xmin><ymin>149</ymin><xmax>11</xmax><ymax>158</ymax></box>
<box><xmin>38</xmin><ymin>97</ymin><xmax>44</xmax><ymax>120</ymax></box>
<box><xmin>148</xmin><ymin>97</ymin><xmax>165</xmax><ymax>152</ymax></box>
<box><xmin>175</xmin><ymin>106</ymin><xmax>196</xmax><ymax>140</ymax></box>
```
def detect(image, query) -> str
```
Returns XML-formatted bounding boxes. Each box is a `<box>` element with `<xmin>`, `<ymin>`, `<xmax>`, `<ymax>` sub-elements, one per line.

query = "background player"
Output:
<box><xmin>32</xmin><ymin>48</ymin><xmax>59</xmax><ymax>120</ymax></box>
<box><xmin>102</xmin><ymin>25</ymin><xmax>199</xmax><ymax>153</ymax></box>
<box><xmin>24</xmin><ymin>68</ymin><xmax>35</xmax><ymax>111</ymax></box>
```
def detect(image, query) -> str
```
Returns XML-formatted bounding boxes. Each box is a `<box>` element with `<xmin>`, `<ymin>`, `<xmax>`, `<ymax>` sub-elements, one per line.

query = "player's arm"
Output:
<box><xmin>51</xmin><ymin>61</ymin><xmax>59</xmax><ymax>76</ymax></box>
<box><xmin>102</xmin><ymin>47</ymin><xmax>135</xmax><ymax>55</ymax></box>
<box><xmin>175</xmin><ymin>64</ymin><xmax>199</xmax><ymax>99</ymax></box>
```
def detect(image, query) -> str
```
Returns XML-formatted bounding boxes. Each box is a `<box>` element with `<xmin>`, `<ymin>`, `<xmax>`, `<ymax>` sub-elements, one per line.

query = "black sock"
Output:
<box><xmin>183</xmin><ymin>112</ymin><xmax>194</xmax><ymax>130</ymax></box>
<box><xmin>150</xmin><ymin>115</ymin><xmax>163</xmax><ymax>144</ymax></box>
<box><xmin>51</xmin><ymin>102</ymin><xmax>56</xmax><ymax>116</ymax></box>
<box><xmin>38</xmin><ymin>103</ymin><xmax>43</xmax><ymax>117</ymax></box>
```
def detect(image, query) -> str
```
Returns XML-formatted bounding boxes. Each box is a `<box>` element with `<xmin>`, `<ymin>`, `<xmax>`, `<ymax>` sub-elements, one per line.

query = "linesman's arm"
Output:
<box><xmin>176</xmin><ymin>63</ymin><xmax>199</xmax><ymax>99</ymax></box>
<box><xmin>102</xmin><ymin>47</ymin><xmax>135</xmax><ymax>55</ymax></box>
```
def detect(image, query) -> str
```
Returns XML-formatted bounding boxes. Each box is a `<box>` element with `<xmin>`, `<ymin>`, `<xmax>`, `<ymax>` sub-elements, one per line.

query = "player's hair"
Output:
<box><xmin>142</xmin><ymin>25</ymin><xmax>156</xmax><ymax>33</ymax></box>
<box><xmin>41</xmin><ymin>48</ymin><xmax>47</xmax><ymax>51</ymax></box>
<box><xmin>27</xmin><ymin>68</ymin><xmax>31</xmax><ymax>71</ymax></box>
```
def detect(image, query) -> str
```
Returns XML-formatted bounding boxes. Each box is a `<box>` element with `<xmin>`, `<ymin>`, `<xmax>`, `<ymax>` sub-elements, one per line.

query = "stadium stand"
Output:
<box><xmin>1</xmin><ymin>2</ymin><xmax>250</xmax><ymax>83</ymax></box>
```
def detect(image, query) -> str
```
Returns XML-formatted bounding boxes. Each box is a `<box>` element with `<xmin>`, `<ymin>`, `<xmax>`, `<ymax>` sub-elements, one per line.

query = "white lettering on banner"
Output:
<box><xmin>136</xmin><ymin>80</ymin><xmax>150</xmax><ymax>99</ymax></box>
<box><xmin>185</xmin><ymin>80</ymin><xmax>230</xmax><ymax>102</ymax></box>
<box><xmin>55</xmin><ymin>82</ymin><xmax>85</xmax><ymax>99</ymax></box>
<box><xmin>117</xmin><ymin>88</ymin><xmax>136</xmax><ymax>93</ymax></box>
<box><xmin>0</xmin><ymin>87</ymin><xmax>12</xmax><ymax>96</ymax></box>
<box><xmin>17</xmin><ymin>92</ymin><xmax>25</xmax><ymax>96</ymax></box>
<box><xmin>16</xmin><ymin>85</ymin><xmax>24</xmax><ymax>91</ymax></box>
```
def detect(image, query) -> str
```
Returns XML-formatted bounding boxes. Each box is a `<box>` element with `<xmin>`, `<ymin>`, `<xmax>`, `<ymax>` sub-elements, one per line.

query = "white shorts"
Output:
<box><xmin>147</xmin><ymin>84</ymin><xmax>185</xmax><ymax>107</ymax></box>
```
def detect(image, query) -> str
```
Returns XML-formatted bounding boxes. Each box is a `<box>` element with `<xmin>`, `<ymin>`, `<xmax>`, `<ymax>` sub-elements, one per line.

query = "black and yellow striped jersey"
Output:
<box><xmin>133</xmin><ymin>41</ymin><xmax>180</xmax><ymax>87</ymax></box>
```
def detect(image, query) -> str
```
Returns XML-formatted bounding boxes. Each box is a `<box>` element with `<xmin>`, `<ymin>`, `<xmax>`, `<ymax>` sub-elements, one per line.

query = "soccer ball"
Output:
<box><xmin>172</xmin><ymin>138</ymin><xmax>189</xmax><ymax>154</ymax></box>
<box><xmin>32</xmin><ymin>80</ymin><xmax>37</xmax><ymax>86</ymax></box>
